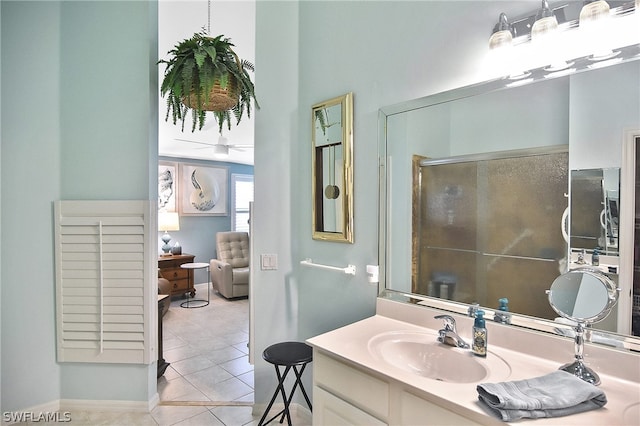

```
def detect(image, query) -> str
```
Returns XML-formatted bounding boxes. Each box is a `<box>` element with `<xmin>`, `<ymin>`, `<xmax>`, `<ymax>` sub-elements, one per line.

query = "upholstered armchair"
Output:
<box><xmin>158</xmin><ymin>269</ymin><xmax>171</xmax><ymax>316</ymax></box>
<box><xmin>210</xmin><ymin>231</ymin><xmax>250</xmax><ymax>299</ymax></box>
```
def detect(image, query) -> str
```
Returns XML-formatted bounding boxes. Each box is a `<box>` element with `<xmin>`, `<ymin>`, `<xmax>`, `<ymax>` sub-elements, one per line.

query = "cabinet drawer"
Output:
<box><xmin>170</xmin><ymin>279</ymin><xmax>190</xmax><ymax>291</ymax></box>
<box><xmin>400</xmin><ymin>390</ymin><xmax>481</xmax><ymax>425</ymax></box>
<box><xmin>161</xmin><ymin>268</ymin><xmax>189</xmax><ymax>281</ymax></box>
<box><xmin>314</xmin><ymin>351</ymin><xmax>389</xmax><ymax>420</ymax></box>
<box><xmin>313</xmin><ymin>386</ymin><xmax>387</xmax><ymax>426</ymax></box>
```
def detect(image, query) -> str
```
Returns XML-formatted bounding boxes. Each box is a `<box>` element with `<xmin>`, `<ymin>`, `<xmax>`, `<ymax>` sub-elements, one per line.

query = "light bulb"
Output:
<box><xmin>580</xmin><ymin>0</ymin><xmax>610</xmax><ymax>25</ymax></box>
<box><xmin>489</xmin><ymin>13</ymin><xmax>512</xmax><ymax>51</ymax></box>
<box><xmin>579</xmin><ymin>0</ymin><xmax>616</xmax><ymax>60</ymax></box>
<box><xmin>531</xmin><ymin>0</ymin><xmax>558</xmax><ymax>41</ymax></box>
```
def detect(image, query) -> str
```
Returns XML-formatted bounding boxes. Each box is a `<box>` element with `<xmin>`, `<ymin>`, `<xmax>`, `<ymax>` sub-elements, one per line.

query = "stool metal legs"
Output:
<box><xmin>258</xmin><ymin>363</ymin><xmax>312</xmax><ymax>426</ymax></box>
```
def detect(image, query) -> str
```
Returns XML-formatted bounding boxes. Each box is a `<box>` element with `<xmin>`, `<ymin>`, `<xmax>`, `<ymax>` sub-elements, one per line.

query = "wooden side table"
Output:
<box><xmin>158</xmin><ymin>254</ymin><xmax>196</xmax><ymax>297</ymax></box>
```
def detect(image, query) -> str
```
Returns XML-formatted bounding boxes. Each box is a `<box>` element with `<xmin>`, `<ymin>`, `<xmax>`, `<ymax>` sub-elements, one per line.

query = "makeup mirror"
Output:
<box><xmin>547</xmin><ymin>268</ymin><xmax>620</xmax><ymax>384</ymax></box>
<box><xmin>312</xmin><ymin>93</ymin><xmax>354</xmax><ymax>243</ymax></box>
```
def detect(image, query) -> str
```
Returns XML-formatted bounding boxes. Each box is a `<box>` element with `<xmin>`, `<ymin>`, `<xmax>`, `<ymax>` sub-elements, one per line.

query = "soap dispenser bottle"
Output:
<box><xmin>592</xmin><ymin>248</ymin><xmax>600</xmax><ymax>266</ymax></box>
<box><xmin>472</xmin><ymin>310</ymin><xmax>487</xmax><ymax>357</ymax></box>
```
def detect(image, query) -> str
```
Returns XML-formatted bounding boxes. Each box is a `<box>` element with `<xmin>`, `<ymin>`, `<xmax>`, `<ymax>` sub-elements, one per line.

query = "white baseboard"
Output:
<box><xmin>1</xmin><ymin>400</ymin><xmax>61</xmax><ymax>425</ymax></box>
<box><xmin>1</xmin><ymin>395</ymin><xmax>160</xmax><ymax>425</ymax></box>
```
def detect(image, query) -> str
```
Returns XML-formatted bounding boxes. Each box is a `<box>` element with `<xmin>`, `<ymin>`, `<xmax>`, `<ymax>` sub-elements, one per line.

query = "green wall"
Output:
<box><xmin>1</xmin><ymin>0</ymin><xmax>158</xmax><ymax>410</ymax></box>
<box><xmin>251</xmin><ymin>0</ymin><xmax>545</xmax><ymax>406</ymax></box>
<box><xmin>1</xmin><ymin>0</ymin><xmax>62</xmax><ymax>411</ymax></box>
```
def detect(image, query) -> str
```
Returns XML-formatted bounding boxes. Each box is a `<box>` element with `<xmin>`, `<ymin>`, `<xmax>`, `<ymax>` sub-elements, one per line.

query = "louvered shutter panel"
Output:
<box><xmin>54</xmin><ymin>200</ymin><xmax>154</xmax><ymax>364</ymax></box>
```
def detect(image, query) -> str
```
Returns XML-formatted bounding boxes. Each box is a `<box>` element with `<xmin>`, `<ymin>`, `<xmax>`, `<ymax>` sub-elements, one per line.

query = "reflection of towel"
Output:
<box><xmin>477</xmin><ymin>371</ymin><xmax>607</xmax><ymax>421</ymax></box>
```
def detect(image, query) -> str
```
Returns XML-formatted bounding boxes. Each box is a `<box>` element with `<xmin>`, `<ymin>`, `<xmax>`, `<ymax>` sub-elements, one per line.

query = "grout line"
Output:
<box><xmin>159</xmin><ymin>400</ymin><xmax>253</xmax><ymax>407</ymax></box>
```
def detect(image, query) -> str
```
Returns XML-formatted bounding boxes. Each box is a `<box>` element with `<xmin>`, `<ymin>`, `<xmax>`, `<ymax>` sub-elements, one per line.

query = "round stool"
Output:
<box><xmin>258</xmin><ymin>342</ymin><xmax>313</xmax><ymax>426</ymax></box>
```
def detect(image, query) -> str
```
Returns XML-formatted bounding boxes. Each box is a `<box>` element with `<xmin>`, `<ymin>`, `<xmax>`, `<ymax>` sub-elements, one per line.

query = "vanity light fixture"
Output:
<box><xmin>531</xmin><ymin>0</ymin><xmax>574</xmax><ymax>71</ymax></box>
<box><xmin>486</xmin><ymin>0</ymin><xmax>640</xmax><ymax>79</ymax></box>
<box><xmin>489</xmin><ymin>13</ymin><xmax>512</xmax><ymax>51</ymax></box>
<box><xmin>489</xmin><ymin>13</ymin><xmax>532</xmax><ymax>80</ymax></box>
<box><xmin>579</xmin><ymin>0</ymin><xmax>611</xmax><ymax>23</ymax></box>
<box><xmin>531</xmin><ymin>0</ymin><xmax>558</xmax><ymax>41</ymax></box>
<box><xmin>579</xmin><ymin>0</ymin><xmax>618</xmax><ymax>61</ymax></box>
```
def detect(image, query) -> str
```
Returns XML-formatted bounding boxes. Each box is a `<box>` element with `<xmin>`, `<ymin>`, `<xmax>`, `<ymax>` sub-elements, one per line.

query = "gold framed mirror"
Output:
<box><xmin>312</xmin><ymin>92</ymin><xmax>354</xmax><ymax>243</ymax></box>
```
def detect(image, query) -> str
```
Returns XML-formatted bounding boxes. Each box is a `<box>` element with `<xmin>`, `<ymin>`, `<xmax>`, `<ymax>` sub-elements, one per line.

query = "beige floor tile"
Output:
<box><xmin>197</xmin><ymin>377</ymin><xmax>254</xmax><ymax>402</ymax></box>
<box><xmin>236</xmin><ymin>371</ymin><xmax>254</xmax><ymax>388</ymax></box>
<box><xmin>158</xmin><ymin>376</ymin><xmax>207</xmax><ymax>402</ymax></box>
<box><xmin>184</xmin><ymin>364</ymin><xmax>235</xmax><ymax>390</ymax></box>
<box><xmin>150</xmin><ymin>405</ymin><xmax>209</xmax><ymax>425</ymax></box>
<box><xmin>207</xmin><ymin>346</ymin><xmax>246</xmax><ymax>364</ymax></box>
<box><xmin>219</xmin><ymin>355</ymin><xmax>253</xmax><ymax>377</ymax></box>
<box><xmin>174</xmin><ymin>410</ymin><xmax>224</xmax><ymax>425</ymax></box>
<box><xmin>209</xmin><ymin>405</ymin><xmax>255</xmax><ymax>426</ymax></box>
<box><xmin>171</xmin><ymin>354</ymin><xmax>216</xmax><ymax>376</ymax></box>
<box><xmin>231</xmin><ymin>342</ymin><xmax>249</xmax><ymax>355</ymax></box>
<box><xmin>163</xmin><ymin>344</ymin><xmax>203</xmax><ymax>364</ymax></box>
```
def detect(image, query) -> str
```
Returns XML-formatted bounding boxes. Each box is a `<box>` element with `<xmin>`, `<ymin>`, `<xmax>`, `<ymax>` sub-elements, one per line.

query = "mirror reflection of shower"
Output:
<box><xmin>569</xmin><ymin>168</ymin><xmax>620</xmax><ymax>257</ymax></box>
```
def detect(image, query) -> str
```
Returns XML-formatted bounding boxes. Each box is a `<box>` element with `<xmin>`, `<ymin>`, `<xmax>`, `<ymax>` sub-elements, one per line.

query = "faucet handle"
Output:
<box><xmin>468</xmin><ymin>303</ymin><xmax>480</xmax><ymax>317</ymax></box>
<box><xmin>434</xmin><ymin>314</ymin><xmax>456</xmax><ymax>331</ymax></box>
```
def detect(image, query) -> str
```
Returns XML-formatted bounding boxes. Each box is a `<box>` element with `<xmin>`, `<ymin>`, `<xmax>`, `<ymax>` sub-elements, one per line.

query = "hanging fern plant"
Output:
<box><xmin>159</xmin><ymin>30</ymin><xmax>259</xmax><ymax>133</ymax></box>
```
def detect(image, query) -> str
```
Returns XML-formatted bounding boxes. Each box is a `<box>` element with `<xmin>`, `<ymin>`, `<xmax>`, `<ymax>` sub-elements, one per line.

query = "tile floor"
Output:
<box><xmin>16</xmin><ymin>283</ymin><xmax>310</xmax><ymax>425</ymax></box>
<box><xmin>158</xmin><ymin>283</ymin><xmax>254</xmax><ymax>407</ymax></box>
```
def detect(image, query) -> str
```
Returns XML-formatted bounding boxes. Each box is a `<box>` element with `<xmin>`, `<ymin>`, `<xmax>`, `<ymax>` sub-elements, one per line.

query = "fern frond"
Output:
<box><xmin>159</xmin><ymin>30</ymin><xmax>259</xmax><ymax>133</ymax></box>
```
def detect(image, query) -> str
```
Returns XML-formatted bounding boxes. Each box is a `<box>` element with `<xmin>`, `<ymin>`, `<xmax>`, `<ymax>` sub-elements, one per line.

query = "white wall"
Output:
<box><xmin>252</xmin><ymin>0</ymin><xmax>544</xmax><ymax>406</ymax></box>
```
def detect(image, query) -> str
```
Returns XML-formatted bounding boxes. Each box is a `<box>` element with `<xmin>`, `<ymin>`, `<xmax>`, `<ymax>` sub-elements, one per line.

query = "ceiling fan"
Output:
<box><xmin>175</xmin><ymin>134</ymin><xmax>253</xmax><ymax>157</ymax></box>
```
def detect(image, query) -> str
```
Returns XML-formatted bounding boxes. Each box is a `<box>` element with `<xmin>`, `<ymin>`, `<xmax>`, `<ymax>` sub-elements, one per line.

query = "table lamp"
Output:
<box><xmin>158</xmin><ymin>211</ymin><xmax>180</xmax><ymax>256</ymax></box>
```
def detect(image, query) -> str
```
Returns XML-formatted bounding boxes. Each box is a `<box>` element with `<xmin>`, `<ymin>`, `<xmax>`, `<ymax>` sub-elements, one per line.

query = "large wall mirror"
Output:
<box><xmin>312</xmin><ymin>93</ymin><xmax>354</xmax><ymax>243</ymax></box>
<box><xmin>378</xmin><ymin>54</ymin><xmax>640</xmax><ymax>351</ymax></box>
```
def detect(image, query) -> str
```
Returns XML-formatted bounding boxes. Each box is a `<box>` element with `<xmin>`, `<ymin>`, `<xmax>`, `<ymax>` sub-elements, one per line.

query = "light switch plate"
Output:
<box><xmin>260</xmin><ymin>254</ymin><xmax>278</xmax><ymax>270</ymax></box>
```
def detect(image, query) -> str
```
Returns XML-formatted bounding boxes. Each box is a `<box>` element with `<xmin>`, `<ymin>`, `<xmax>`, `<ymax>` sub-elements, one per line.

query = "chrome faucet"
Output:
<box><xmin>435</xmin><ymin>314</ymin><xmax>470</xmax><ymax>349</ymax></box>
<box><xmin>493</xmin><ymin>311</ymin><xmax>512</xmax><ymax>324</ymax></box>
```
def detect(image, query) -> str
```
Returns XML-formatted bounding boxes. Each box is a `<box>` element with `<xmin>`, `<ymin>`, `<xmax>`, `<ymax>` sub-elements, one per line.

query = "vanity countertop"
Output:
<box><xmin>307</xmin><ymin>313</ymin><xmax>640</xmax><ymax>425</ymax></box>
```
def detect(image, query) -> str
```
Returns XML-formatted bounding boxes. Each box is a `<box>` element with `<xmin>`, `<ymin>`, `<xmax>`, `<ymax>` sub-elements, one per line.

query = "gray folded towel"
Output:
<box><xmin>477</xmin><ymin>370</ymin><xmax>607</xmax><ymax>421</ymax></box>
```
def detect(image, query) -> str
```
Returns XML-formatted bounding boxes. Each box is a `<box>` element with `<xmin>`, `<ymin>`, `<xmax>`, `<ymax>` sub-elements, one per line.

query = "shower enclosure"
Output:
<box><xmin>413</xmin><ymin>148</ymin><xmax>568</xmax><ymax>319</ymax></box>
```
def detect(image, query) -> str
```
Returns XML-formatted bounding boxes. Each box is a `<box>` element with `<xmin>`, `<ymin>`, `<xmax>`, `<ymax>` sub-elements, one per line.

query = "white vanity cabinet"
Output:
<box><xmin>313</xmin><ymin>350</ymin><xmax>483</xmax><ymax>426</ymax></box>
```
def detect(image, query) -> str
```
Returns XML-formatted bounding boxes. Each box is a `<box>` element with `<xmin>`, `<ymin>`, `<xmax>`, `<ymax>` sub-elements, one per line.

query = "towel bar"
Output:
<box><xmin>300</xmin><ymin>258</ymin><xmax>356</xmax><ymax>275</ymax></box>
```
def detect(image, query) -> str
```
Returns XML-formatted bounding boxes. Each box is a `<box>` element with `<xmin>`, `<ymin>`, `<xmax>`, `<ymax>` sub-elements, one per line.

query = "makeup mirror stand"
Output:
<box><xmin>559</xmin><ymin>322</ymin><xmax>600</xmax><ymax>385</ymax></box>
<box><xmin>547</xmin><ymin>268</ymin><xmax>620</xmax><ymax>386</ymax></box>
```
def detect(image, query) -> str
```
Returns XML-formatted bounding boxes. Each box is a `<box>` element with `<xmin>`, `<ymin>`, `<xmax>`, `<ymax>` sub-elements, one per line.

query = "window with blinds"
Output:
<box><xmin>231</xmin><ymin>174</ymin><xmax>254</xmax><ymax>233</ymax></box>
<box><xmin>54</xmin><ymin>200</ymin><xmax>153</xmax><ymax>364</ymax></box>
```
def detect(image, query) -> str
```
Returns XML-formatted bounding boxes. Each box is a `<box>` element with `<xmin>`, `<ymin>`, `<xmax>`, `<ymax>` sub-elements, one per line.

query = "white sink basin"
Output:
<box><xmin>368</xmin><ymin>330</ymin><xmax>511</xmax><ymax>383</ymax></box>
